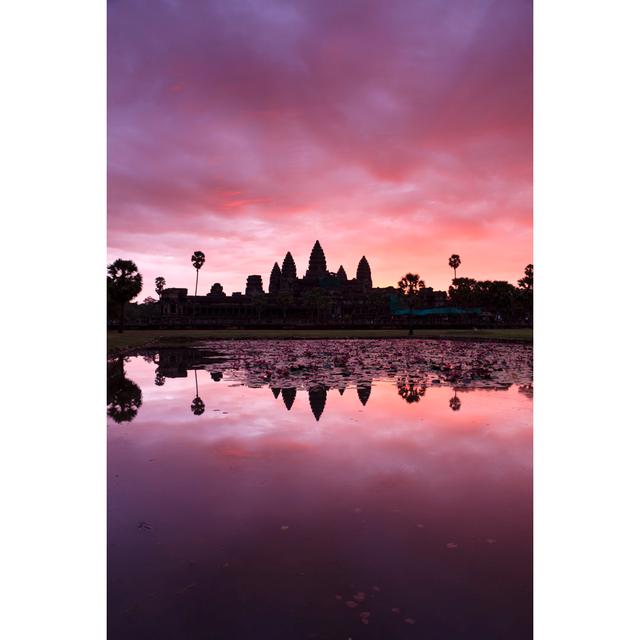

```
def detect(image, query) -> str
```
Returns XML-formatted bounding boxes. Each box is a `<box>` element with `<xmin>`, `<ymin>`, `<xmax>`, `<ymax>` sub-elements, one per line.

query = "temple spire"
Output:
<box><xmin>269</xmin><ymin>262</ymin><xmax>281</xmax><ymax>294</ymax></box>
<box><xmin>336</xmin><ymin>265</ymin><xmax>347</xmax><ymax>281</ymax></box>
<box><xmin>305</xmin><ymin>240</ymin><xmax>328</xmax><ymax>280</ymax></box>
<box><xmin>356</xmin><ymin>256</ymin><xmax>372</xmax><ymax>289</ymax></box>
<box><xmin>281</xmin><ymin>252</ymin><xmax>297</xmax><ymax>281</ymax></box>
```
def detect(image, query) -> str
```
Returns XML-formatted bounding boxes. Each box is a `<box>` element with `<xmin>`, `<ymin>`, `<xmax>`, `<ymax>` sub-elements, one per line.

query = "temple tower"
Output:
<box><xmin>356</xmin><ymin>256</ymin><xmax>372</xmax><ymax>289</ymax></box>
<box><xmin>269</xmin><ymin>262</ymin><xmax>281</xmax><ymax>294</ymax></box>
<box><xmin>281</xmin><ymin>251</ymin><xmax>297</xmax><ymax>281</ymax></box>
<box><xmin>305</xmin><ymin>240</ymin><xmax>328</xmax><ymax>280</ymax></box>
<box><xmin>336</xmin><ymin>265</ymin><xmax>348</xmax><ymax>282</ymax></box>
<box><xmin>280</xmin><ymin>252</ymin><xmax>297</xmax><ymax>292</ymax></box>
<box><xmin>245</xmin><ymin>275</ymin><xmax>264</xmax><ymax>296</ymax></box>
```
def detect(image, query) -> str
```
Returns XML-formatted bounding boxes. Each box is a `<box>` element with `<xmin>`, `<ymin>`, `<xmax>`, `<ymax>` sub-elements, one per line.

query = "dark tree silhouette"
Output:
<box><xmin>107</xmin><ymin>357</ymin><xmax>143</xmax><ymax>423</ymax></box>
<box><xmin>398</xmin><ymin>273</ymin><xmax>425</xmax><ymax>335</ymax></box>
<box><xmin>155</xmin><ymin>276</ymin><xmax>166</xmax><ymax>297</ymax></box>
<box><xmin>190</xmin><ymin>368</ymin><xmax>205</xmax><ymax>415</ymax></box>
<box><xmin>191</xmin><ymin>397</ymin><xmax>205</xmax><ymax>415</ymax></box>
<box><xmin>191</xmin><ymin>251</ymin><xmax>205</xmax><ymax>295</ymax></box>
<box><xmin>143</xmin><ymin>296</ymin><xmax>156</xmax><ymax>305</ymax></box>
<box><xmin>210</xmin><ymin>371</ymin><xmax>223</xmax><ymax>382</ymax></box>
<box><xmin>397</xmin><ymin>377</ymin><xmax>426</xmax><ymax>403</ymax></box>
<box><xmin>154</xmin><ymin>370</ymin><xmax>165</xmax><ymax>386</ymax></box>
<box><xmin>518</xmin><ymin>264</ymin><xmax>533</xmax><ymax>291</ymax></box>
<box><xmin>107</xmin><ymin>259</ymin><xmax>143</xmax><ymax>333</ymax></box>
<box><xmin>448</xmin><ymin>254</ymin><xmax>461</xmax><ymax>281</ymax></box>
<box><xmin>449</xmin><ymin>392</ymin><xmax>461</xmax><ymax>411</ymax></box>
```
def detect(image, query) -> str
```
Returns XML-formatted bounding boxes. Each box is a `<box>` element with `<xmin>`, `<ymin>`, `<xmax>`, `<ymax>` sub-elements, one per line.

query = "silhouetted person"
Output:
<box><xmin>282</xmin><ymin>387</ymin><xmax>296</xmax><ymax>410</ymax></box>
<box><xmin>107</xmin><ymin>357</ymin><xmax>142</xmax><ymax>423</ymax></box>
<box><xmin>308</xmin><ymin>386</ymin><xmax>327</xmax><ymax>422</ymax></box>
<box><xmin>357</xmin><ymin>381</ymin><xmax>372</xmax><ymax>406</ymax></box>
<box><xmin>271</xmin><ymin>387</ymin><xmax>281</xmax><ymax>399</ymax></box>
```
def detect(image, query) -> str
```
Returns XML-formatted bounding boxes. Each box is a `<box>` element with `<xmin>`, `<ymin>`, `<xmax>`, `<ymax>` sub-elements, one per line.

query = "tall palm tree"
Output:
<box><xmin>398</xmin><ymin>272</ymin><xmax>425</xmax><ymax>336</ymax></box>
<box><xmin>107</xmin><ymin>259</ymin><xmax>143</xmax><ymax>333</ymax></box>
<box><xmin>448</xmin><ymin>254</ymin><xmax>461</xmax><ymax>281</ymax></box>
<box><xmin>155</xmin><ymin>276</ymin><xmax>166</xmax><ymax>297</ymax></box>
<box><xmin>191</xmin><ymin>369</ymin><xmax>205</xmax><ymax>415</ymax></box>
<box><xmin>191</xmin><ymin>251</ymin><xmax>205</xmax><ymax>295</ymax></box>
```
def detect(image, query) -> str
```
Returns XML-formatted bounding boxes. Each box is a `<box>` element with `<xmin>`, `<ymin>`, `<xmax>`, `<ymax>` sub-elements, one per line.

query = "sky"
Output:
<box><xmin>108</xmin><ymin>0</ymin><xmax>532</xmax><ymax>299</ymax></box>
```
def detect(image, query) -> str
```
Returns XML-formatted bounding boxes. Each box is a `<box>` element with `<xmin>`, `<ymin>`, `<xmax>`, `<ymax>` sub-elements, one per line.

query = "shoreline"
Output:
<box><xmin>107</xmin><ymin>328</ymin><xmax>533</xmax><ymax>355</ymax></box>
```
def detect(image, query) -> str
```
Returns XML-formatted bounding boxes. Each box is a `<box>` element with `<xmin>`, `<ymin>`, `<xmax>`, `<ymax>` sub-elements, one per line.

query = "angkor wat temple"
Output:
<box><xmin>151</xmin><ymin>241</ymin><xmax>452</xmax><ymax>327</ymax></box>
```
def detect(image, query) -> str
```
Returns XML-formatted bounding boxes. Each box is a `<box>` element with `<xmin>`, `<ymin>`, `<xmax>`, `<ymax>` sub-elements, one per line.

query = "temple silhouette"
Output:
<box><xmin>155</xmin><ymin>240</ymin><xmax>450</xmax><ymax>325</ymax></box>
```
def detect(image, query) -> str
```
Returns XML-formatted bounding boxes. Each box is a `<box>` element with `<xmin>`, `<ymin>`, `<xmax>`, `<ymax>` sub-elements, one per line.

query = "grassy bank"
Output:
<box><xmin>107</xmin><ymin>327</ymin><xmax>532</xmax><ymax>354</ymax></box>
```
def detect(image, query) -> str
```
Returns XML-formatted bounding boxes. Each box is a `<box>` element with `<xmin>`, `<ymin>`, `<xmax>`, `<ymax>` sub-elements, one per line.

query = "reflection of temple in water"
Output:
<box><xmin>357</xmin><ymin>381</ymin><xmax>372</xmax><ymax>406</ymax></box>
<box><xmin>308</xmin><ymin>386</ymin><xmax>327</xmax><ymax>421</ymax></box>
<box><xmin>109</xmin><ymin>348</ymin><xmax>535</xmax><ymax>425</ymax></box>
<box><xmin>281</xmin><ymin>387</ymin><xmax>296</xmax><ymax>411</ymax></box>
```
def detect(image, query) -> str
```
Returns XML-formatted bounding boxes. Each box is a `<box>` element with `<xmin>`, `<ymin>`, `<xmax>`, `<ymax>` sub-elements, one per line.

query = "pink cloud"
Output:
<box><xmin>108</xmin><ymin>0</ymin><xmax>532</xmax><ymax>298</ymax></box>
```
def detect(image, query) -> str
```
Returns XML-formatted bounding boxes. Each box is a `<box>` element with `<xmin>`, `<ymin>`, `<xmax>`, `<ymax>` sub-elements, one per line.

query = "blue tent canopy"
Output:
<box><xmin>389</xmin><ymin>294</ymin><xmax>481</xmax><ymax>316</ymax></box>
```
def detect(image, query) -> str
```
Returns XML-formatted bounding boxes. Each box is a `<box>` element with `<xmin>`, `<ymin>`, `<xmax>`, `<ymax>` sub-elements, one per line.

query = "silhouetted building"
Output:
<box><xmin>245</xmin><ymin>275</ymin><xmax>264</xmax><ymax>296</ymax></box>
<box><xmin>281</xmin><ymin>251</ymin><xmax>297</xmax><ymax>290</ymax></box>
<box><xmin>305</xmin><ymin>240</ymin><xmax>328</xmax><ymax>282</ymax></box>
<box><xmin>356</xmin><ymin>256</ymin><xmax>372</xmax><ymax>290</ymax></box>
<box><xmin>269</xmin><ymin>263</ymin><xmax>281</xmax><ymax>295</ymax></box>
<box><xmin>155</xmin><ymin>240</ymin><xmax>455</xmax><ymax>327</ymax></box>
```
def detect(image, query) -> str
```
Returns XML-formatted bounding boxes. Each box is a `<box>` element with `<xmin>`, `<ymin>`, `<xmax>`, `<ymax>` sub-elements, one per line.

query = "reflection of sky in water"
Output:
<box><xmin>108</xmin><ymin>354</ymin><xmax>532</xmax><ymax>639</ymax></box>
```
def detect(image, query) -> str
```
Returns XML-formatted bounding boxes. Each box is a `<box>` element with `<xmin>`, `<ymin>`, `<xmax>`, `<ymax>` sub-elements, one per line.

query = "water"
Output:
<box><xmin>108</xmin><ymin>340</ymin><xmax>532</xmax><ymax>639</ymax></box>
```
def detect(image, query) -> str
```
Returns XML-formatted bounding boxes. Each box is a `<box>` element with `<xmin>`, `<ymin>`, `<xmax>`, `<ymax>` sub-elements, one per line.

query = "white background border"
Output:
<box><xmin>1</xmin><ymin>1</ymin><xmax>639</xmax><ymax>638</ymax></box>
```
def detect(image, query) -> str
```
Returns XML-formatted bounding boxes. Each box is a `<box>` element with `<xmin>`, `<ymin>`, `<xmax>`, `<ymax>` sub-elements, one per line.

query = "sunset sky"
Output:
<box><xmin>108</xmin><ymin>0</ymin><xmax>532</xmax><ymax>299</ymax></box>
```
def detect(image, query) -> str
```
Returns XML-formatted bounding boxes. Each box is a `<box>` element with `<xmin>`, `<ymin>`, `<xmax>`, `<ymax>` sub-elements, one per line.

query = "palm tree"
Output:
<box><xmin>398</xmin><ymin>273</ymin><xmax>425</xmax><ymax>336</ymax></box>
<box><xmin>155</xmin><ymin>276</ymin><xmax>166</xmax><ymax>297</ymax></box>
<box><xmin>107</xmin><ymin>259</ymin><xmax>143</xmax><ymax>333</ymax></box>
<box><xmin>191</xmin><ymin>251</ymin><xmax>205</xmax><ymax>295</ymax></box>
<box><xmin>191</xmin><ymin>369</ymin><xmax>205</xmax><ymax>415</ymax></box>
<box><xmin>448</xmin><ymin>254</ymin><xmax>461</xmax><ymax>281</ymax></box>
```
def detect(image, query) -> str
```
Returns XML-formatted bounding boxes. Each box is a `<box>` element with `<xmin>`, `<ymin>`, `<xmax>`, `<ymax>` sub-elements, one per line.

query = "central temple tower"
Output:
<box><xmin>304</xmin><ymin>240</ymin><xmax>328</xmax><ymax>281</ymax></box>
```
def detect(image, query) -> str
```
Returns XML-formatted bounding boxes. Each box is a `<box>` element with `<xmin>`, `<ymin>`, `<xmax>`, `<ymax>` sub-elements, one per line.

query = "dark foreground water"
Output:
<box><xmin>108</xmin><ymin>340</ymin><xmax>532</xmax><ymax>639</ymax></box>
